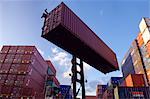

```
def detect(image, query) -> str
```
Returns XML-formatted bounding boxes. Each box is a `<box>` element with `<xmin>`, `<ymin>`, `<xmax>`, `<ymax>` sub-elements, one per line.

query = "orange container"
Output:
<box><xmin>125</xmin><ymin>74</ymin><xmax>145</xmax><ymax>87</ymax></box>
<box><xmin>146</xmin><ymin>69</ymin><xmax>150</xmax><ymax>84</ymax></box>
<box><xmin>146</xmin><ymin>41</ymin><xmax>150</xmax><ymax>56</ymax></box>
<box><xmin>138</xmin><ymin>39</ymin><xmax>144</xmax><ymax>47</ymax></box>
<box><xmin>137</xmin><ymin>33</ymin><xmax>144</xmax><ymax>47</ymax></box>
<box><xmin>125</xmin><ymin>75</ymin><xmax>133</xmax><ymax>87</ymax></box>
<box><xmin>137</xmin><ymin>32</ymin><xmax>142</xmax><ymax>40</ymax></box>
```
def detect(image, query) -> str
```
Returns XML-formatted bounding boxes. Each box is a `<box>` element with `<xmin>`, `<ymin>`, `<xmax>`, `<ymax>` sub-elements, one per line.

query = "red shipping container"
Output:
<box><xmin>21</xmin><ymin>88</ymin><xmax>34</xmax><ymax>96</ymax></box>
<box><xmin>0</xmin><ymin>46</ymin><xmax>10</xmax><ymax>54</ymax></box>
<box><xmin>0</xmin><ymin>74</ymin><xmax>7</xmax><ymax>85</ymax></box>
<box><xmin>41</xmin><ymin>2</ymin><xmax>119</xmax><ymax>73</ymax></box>
<box><xmin>0</xmin><ymin>54</ymin><xmax>7</xmax><ymax>63</ymax></box>
<box><xmin>46</xmin><ymin>60</ymin><xmax>56</xmax><ymax>75</ymax></box>
<box><xmin>15</xmin><ymin>69</ymin><xmax>44</xmax><ymax>90</ymax></box>
<box><xmin>0</xmin><ymin>85</ymin><xmax>12</xmax><ymax>95</ymax></box>
<box><xmin>4</xmin><ymin>54</ymin><xmax>15</xmax><ymax>64</ymax></box>
<box><xmin>31</xmin><ymin>55</ymin><xmax>47</xmax><ymax>78</ymax></box>
<box><xmin>13</xmin><ymin>54</ymin><xmax>23</xmax><ymax>64</ymax></box>
<box><xmin>24</xmin><ymin>46</ymin><xmax>34</xmax><ymax>55</ymax></box>
<box><xmin>5</xmin><ymin>54</ymin><xmax>15</xmax><ymax>59</ymax></box>
<box><xmin>15</xmin><ymin>76</ymin><xmax>44</xmax><ymax>95</ymax></box>
<box><xmin>17</xmin><ymin>64</ymin><xmax>30</xmax><ymax>74</ymax></box>
<box><xmin>9</xmin><ymin>64</ymin><xmax>20</xmax><ymax>74</ymax></box>
<box><xmin>53</xmin><ymin>76</ymin><xmax>60</xmax><ymax>87</ymax></box>
<box><xmin>16</xmin><ymin>46</ymin><xmax>26</xmax><ymax>54</ymax></box>
<box><xmin>8</xmin><ymin>46</ymin><xmax>18</xmax><ymax>54</ymax></box>
<box><xmin>21</xmin><ymin>55</ymin><xmax>31</xmax><ymax>64</ymax></box>
<box><xmin>5</xmin><ymin>75</ymin><xmax>16</xmax><ymax>86</ymax></box>
<box><xmin>0</xmin><ymin>63</ymin><xmax>11</xmax><ymax>73</ymax></box>
<box><xmin>11</xmin><ymin>87</ymin><xmax>22</xmax><ymax>97</ymax></box>
<box><xmin>33</xmin><ymin>49</ymin><xmax>48</xmax><ymax>75</ymax></box>
<box><xmin>0</xmin><ymin>63</ymin><xmax>2</xmax><ymax>69</ymax></box>
<box><xmin>47</xmin><ymin>75</ymin><xmax>60</xmax><ymax>87</ymax></box>
<box><xmin>125</xmin><ymin>74</ymin><xmax>145</xmax><ymax>87</ymax></box>
<box><xmin>4</xmin><ymin>58</ymin><xmax>14</xmax><ymax>64</ymax></box>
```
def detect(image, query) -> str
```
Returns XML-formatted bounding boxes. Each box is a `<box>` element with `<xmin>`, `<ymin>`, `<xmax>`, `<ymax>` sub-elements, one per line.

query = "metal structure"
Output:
<box><xmin>41</xmin><ymin>2</ymin><xmax>119</xmax><ymax>98</ymax></box>
<box><xmin>71</xmin><ymin>56</ymin><xmax>85</xmax><ymax>98</ymax></box>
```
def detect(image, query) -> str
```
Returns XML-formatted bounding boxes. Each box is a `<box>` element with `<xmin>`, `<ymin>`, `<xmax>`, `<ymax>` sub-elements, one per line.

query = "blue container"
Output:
<box><xmin>60</xmin><ymin>85</ymin><xmax>72</xmax><ymax>99</ymax></box>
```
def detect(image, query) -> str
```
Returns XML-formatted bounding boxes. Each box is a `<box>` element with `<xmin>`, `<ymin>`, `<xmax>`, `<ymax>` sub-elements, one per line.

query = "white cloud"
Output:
<box><xmin>49</xmin><ymin>47</ymin><xmax>92</xmax><ymax>85</ymax></box>
<box><xmin>50</xmin><ymin>47</ymin><xmax>71</xmax><ymax>67</ymax></box>
<box><xmin>85</xmin><ymin>80</ymin><xmax>101</xmax><ymax>96</ymax></box>
<box><xmin>51</xmin><ymin>47</ymin><xmax>58</xmax><ymax>54</ymax></box>
<box><xmin>76</xmin><ymin>58</ymin><xmax>91</xmax><ymax>71</ymax></box>
<box><xmin>83</xmin><ymin>62</ymin><xmax>91</xmax><ymax>71</ymax></box>
<box><xmin>37</xmin><ymin>48</ymin><xmax>44</xmax><ymax>56</ymax></box>
<box><xmin>63</xmin><ymin>67</ymin><xmax>72</xmax><ymax>79</ymax></box>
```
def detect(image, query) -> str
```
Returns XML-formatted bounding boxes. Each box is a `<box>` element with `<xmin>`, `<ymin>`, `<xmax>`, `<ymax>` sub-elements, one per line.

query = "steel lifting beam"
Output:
<box><xmin>71</xmin><ymin>55</ymin><xmax>85</xmax><ymax>99</ymax></box>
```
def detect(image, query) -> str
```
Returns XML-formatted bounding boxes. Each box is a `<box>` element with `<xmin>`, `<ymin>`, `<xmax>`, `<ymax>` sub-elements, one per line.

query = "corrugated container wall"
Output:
<box><xmin>121</xmin><ymin>50</ymin><xmax>135</xmax><ymax>78</ymax></box>
<box><xmin>0</xmin><ymin>46</ymin><xmax>49</xmax><ymax>98</ymax></box>
<box><xmin>125</xmin><ymin>74</ymin><xmax>145</xmax><ymax>87</ymax></box>
<box><xmin>139</xmin><ymin>18</ymin><xmax>150</xmax><ymax>34</ymax></box>
<box><xmin>46</xmin><ymin>60</ymin><xmax>56</xmax><ymax>76</ymax></box>
<box><xmin>96</xmin><ymin>85</ymin><xmax>107</xmax><ymax>99</ymax></box>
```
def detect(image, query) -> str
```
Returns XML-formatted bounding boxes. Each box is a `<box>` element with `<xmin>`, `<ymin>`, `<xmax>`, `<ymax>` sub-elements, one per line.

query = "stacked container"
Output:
<box><xmin>121</xmin><ymin>49</ymin><xmax>135</xmax><ymax>78</ymax></box>
<box><xmin>138</xmin><ymin>18</ymin><xmax>150</xmax><ymax>85</ymax></box>
<box><xmin>96</xmin><ymin>85</ymin><xmax>107</xmax><ymax>99</ymax></box>
<box><xmin>45</xmin><ymin>60</ymin><xmax>60</xmax><ymax>98</ymax></box>
<box><xmin>0</xmin><ymin>46</ymin><xmax>49</xmax><ymax>98</ymax></box>
<box><xmin>125</xmin><ymin>74</ymin><xmax>145</xmax><ymax>87</ymax></box>
<box><xmin>131</xmin><ymin>40</ymin><xmax>145</xmax><ymax>74</ymax></box>
<box><xmin>60</xmin><ymin>85</ymin><xmax>73</xmax><ymax>99</ymax></box>
<box><xmin>46</xmin><ymin>60</ymin><xmax>56</xmax><ymax>76</ymax></box>
<box><xmin>107</xmin><ymin>77</ymin><xmax>122</xmax><ymax>89</ymax></box>
<box><xmin>102</xmin><ymin>89</ymin><xmax>114</xmax><ymax>99</ymax></box>
<box><xmin>137</xmin><ymin>33</ymin><xmax>144</xmax><ymax>47</ymax></box>
<box><xmin>114</xmin><ymin>86</ymin><xmax>150</xmax><ymax>99</ymax></box>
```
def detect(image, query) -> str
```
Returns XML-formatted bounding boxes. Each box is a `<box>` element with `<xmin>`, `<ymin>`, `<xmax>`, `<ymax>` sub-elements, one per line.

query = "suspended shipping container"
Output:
<box><xmin>41</xmin><ymin>2</ymin><xmax>119</xmax><ymax>73</ymax></box>
<box><xmin>139</xmin><ymin>17</ymin><xmax>150</xmax><ymax>33</ymax></box>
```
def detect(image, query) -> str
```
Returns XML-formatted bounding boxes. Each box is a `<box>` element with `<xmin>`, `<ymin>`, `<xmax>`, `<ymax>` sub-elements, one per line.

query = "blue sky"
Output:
<box><xmin>0</xmin><ymin>0</ymin><xmax>150</xmax><ymax>96</ymax></box>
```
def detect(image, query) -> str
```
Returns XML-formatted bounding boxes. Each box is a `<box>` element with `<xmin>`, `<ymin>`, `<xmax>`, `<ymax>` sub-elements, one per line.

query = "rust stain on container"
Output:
<box><xmin>41</xmin><ymin>2</ymin><xmax>119</xmax><ymax>73</ymax></box>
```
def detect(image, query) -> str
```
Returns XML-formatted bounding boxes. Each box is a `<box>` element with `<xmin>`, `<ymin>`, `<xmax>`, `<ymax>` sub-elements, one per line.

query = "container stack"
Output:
<box><xmin>45</xmin><ymin>60</ymin><xmax>60</xmax><ymax>98</ymax></box>
<box><xmin>130</xmin><ymin>40</ymin><xmax>148</xmax><ymax>85</ymax></box>
<box><xmin>59</xmin><ymin>85</ymin><xmax>73</xmax><ymax>99</ymax></box>
<box><xmin>131</xmin><ymin>40</ymin><xmax>144</xmax><ymax>74</ymax></box>
<box><xmin>0</xmin><ymin>46</ymin><xmax>48</xmax><ymax>99</ymax></box>
<box><xmin>96</xmin><ymin>85</ymin><xmax>107</xmax><ymax>99</ymax></box>
<box><xmin>114</xmin><ymin>86</ymin><xmax>150</xmax><ymax>99</ymax></box>
<box><xmin>121</xmin><ymin>49</ymin><xmax>135</xmax><ymax>78</ymax></box>
<box><xmin>125</xmin><ymin>74</ymin><xmax>145</xmax><ymax>87</ymax></box>
<box><xmin>102</xmin><ymin>89</ymin><xmax>114</xmax><ymax>99</ymax></box>
<box><xmin>138</xmin><ymin>17</ymin><xmax>150</xmax><ymax>85</ymax></box>
<box><xmin>96</xmin><ymin>18</ymin><xmax>150</xmax><ymax>99</ymax></box>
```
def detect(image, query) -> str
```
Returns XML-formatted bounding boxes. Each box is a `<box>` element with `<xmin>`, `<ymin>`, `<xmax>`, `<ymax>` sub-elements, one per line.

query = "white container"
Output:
<box><xmin>142</xmin><ymin>27</ymin><xmax>150</xmax><ymax>45</ymax></box>
<box><xmin>139</xmin><ymin>18</ymin><xmax>147</xmax><ymax>33</ymax></box>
